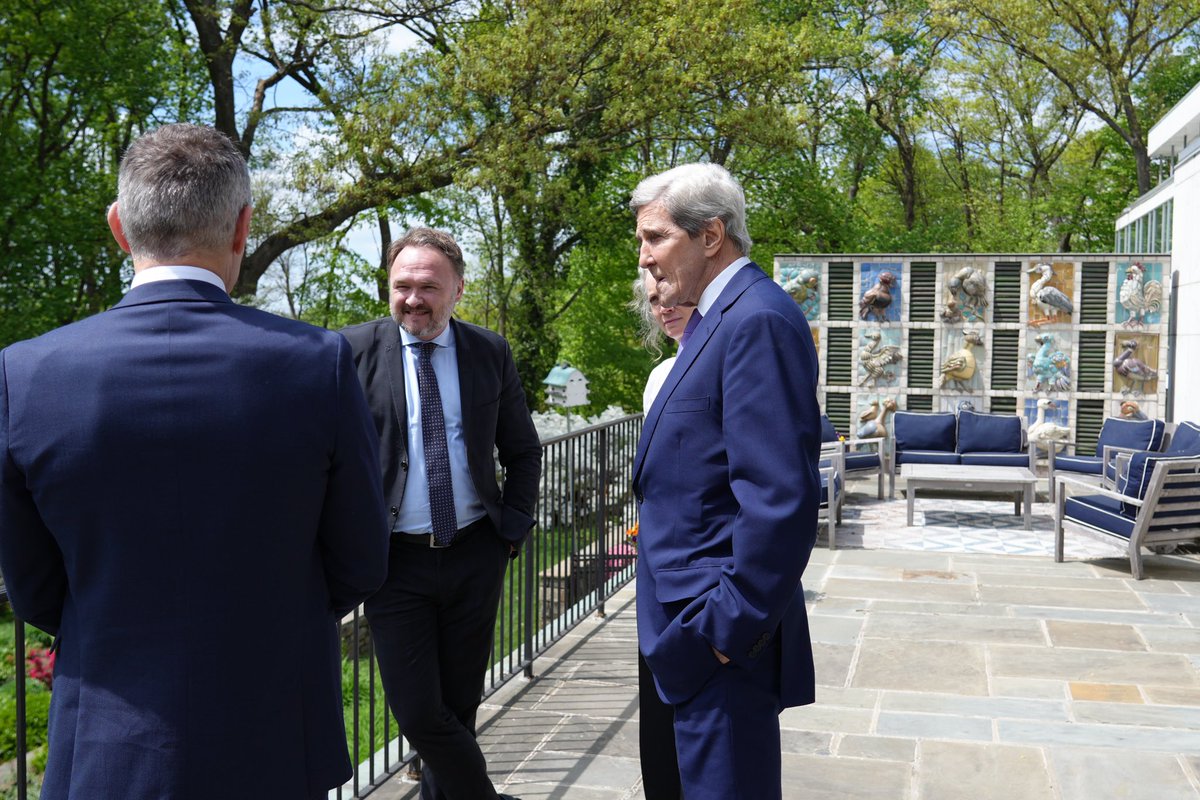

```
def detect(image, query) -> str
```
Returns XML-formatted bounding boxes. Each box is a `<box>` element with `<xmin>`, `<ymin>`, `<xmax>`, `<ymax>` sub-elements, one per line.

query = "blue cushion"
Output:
<box><xmin>1063</xmin><ymin>494</ymin><xmax>1135</xmax><ymax>539</ymax></box>
<box><xmin>1095</xmin><ymin>417</ymin><xmax>1165</xmax><ymax>457</ymax></box>
<box><xmin>1115</xmin><ymin>451</ymin><xmax>1200</xmax><ymax>513</ymax></box>
<box><xmin>896</xmin><ymin>450</ymin><xmax>961</xmax><ymax>466</ymax></box>
<box><xmin>820</xmin><ymin>415</ymin><xmax>839</xmax><ymax>443</ymax></box>
<box><xmin>1056</xmin><ymin>454</ymin><xmax>1104</xmax><ymax>476</ymax></box>
<box><xmin>957</xmin><ymin>411</ymin><xmax>1022</xmax><ymax>454</ymax></box>
<box><xmin>819</xmin><ymin>471</ymin><xmax>843</xmax><ymax>509</ymax></box>
<box><xmin>844</xmin><ymin>452</ymin><xmax>881</xmax><ymax>472</ymax></box>
<box><xmin>1166</xmin><ymin>421</ymin><xmax>1200</xmax><ymax>456</ymax></box>
<box><xmin>960</xmin><ymin>452</ymin><xmax>1030</xmax><ymax>467</ymax></box>
<box><xmin>894</xmin><ymin>411</ymin><xmax>957</xmax><ymax>453</ymax></box>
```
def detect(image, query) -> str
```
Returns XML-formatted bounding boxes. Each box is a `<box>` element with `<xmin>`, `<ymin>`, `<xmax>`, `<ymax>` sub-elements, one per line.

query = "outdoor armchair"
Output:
<box><xmin>820</xmin><ymin>414</ymin><xmax>887</xmax><ymax>499</ymax></box>
<box><xmin>1047</xmin><ymin>416</ymin><xmax>1168</xmax><ymax>502</ymax></box>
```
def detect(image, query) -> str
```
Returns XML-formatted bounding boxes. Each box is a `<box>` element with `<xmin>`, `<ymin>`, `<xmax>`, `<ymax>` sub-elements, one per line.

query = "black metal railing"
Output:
<box><xmin>1</xmin><ymin>413</ymin><xmax>643</xmax><ymax>800</ymax></box>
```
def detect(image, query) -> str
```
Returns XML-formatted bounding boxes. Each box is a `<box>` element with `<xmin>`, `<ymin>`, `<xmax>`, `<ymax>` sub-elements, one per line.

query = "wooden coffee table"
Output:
<box><xmin>900</xmin><ymin>463</ymin><xmax>1039</xmax><ymax>530</ymax></box>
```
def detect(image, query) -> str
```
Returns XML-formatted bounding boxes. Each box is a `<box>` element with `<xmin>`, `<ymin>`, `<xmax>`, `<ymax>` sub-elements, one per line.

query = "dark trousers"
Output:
<box><xmin>365</xmin><ymin>520</ymin><xmax>510</xmax><ymax>800</ymax></box>
<box><xmin>638</xmin><ymin>650</ymin><xmax>683</xmax><ymax>799</ymax></box>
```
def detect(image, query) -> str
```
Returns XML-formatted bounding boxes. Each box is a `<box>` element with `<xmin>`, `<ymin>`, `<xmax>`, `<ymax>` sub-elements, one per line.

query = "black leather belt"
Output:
<box><xmin>396</xmin><ymin>515</ymin><xmax>492</xmax><ymax>548</ymax></box>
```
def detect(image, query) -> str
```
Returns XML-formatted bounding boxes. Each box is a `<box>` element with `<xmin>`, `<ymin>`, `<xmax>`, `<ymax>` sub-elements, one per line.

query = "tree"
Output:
<box><xmin>0</xmin><ymin>0</ymin><xmax>204</xmax><ymax>346</ymax></box>
<box><xmin>952</xmin><ymin>0</ymin><xmax>1200</xmax><ymax>193</ymax></box>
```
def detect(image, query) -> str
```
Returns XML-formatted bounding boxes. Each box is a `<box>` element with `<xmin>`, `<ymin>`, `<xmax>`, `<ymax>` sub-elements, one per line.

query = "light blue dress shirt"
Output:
<box><xmin>395</xmin><ymin>324</ymin><xmax>487</xmax><ymax>535</ymax></box>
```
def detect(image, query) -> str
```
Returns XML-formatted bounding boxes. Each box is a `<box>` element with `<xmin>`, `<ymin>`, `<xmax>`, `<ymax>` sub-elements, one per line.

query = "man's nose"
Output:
<box><xmin>638</xmin><ymin>242</ymin><xmax>653</xmax><ymax>266</ymax></box>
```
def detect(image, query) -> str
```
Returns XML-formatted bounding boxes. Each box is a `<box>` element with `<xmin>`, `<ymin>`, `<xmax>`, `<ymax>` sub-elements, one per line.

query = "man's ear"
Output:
<box><xmin>701</xmin><ymin>217</ymin><xmax>726</xmax><ymax>256</ymax></box>
<box><xmin>232</xmin><ymin>205</ymin><xmax>253</xmax><ymax>256</ymax></box>
<box><xmin>107</xmin><ymin>203</ymin><xmax>132</xmax><ymax>254</ymax></box>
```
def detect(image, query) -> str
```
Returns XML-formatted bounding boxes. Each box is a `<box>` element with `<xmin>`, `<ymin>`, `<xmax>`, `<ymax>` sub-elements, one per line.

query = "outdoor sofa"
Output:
<box><xmin>888</xmin><ymin>409</ymin><xmax>1032</xmax><ymax>498</ymax></box>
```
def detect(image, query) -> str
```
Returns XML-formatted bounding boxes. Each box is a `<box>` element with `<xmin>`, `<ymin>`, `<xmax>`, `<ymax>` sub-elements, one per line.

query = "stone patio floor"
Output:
<box><xmin>367</xmin><ymin>485</ymin><xmax>1200</xmax><ymax>799</ymax></box>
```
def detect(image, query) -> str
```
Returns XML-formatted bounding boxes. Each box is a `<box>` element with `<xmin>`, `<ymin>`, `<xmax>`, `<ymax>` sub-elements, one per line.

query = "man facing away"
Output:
<box><xmin>0</xmin><ymin>123</ymin><xmax>390</xmax><ymax>799</ymax></box>
<box><xmin>341</xmin><ymin>227</ymin><xmax>541</xmax><ymax>800</ymax></box>
<box><xmin>630</xmin><ymin>163</ymin><xmax>821</xmax><ymax>800</ymax></box>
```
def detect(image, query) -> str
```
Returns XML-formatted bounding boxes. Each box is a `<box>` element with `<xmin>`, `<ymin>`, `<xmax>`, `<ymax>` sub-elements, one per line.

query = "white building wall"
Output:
<box><xmin>1170</xmin><ymin>150</ymin><xmax>1200</xmax><ymax>423</ymax></box>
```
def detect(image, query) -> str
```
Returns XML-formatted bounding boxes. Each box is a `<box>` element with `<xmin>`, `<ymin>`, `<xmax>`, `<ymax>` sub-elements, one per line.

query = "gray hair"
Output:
<box><xmin>628</xmin><ymin>269</ymin><xmax>666</xmax><ymax>359</ymax></box>
<box><xmin>629</xmin><ymin>163</ymin><xmax>751</xmax><ymax>256</ymax></box>
<box><xmin>117</xmin><ymin>123</ymin><xmax>251</xmax><ymax>261</ymax></box>
<box><xmin>387</xmin><ymin>227</ymin><xmax>466</xmax><ymax>278</ymax></box>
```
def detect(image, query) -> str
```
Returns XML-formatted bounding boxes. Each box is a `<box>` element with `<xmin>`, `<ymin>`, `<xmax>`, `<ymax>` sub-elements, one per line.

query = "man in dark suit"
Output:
<box><xmin>0</xmin><ymin>123</ymin><xmax>390</xmax><ymax>799</ymax></box>
<box><xmin>630</xmin><ymin>163</ymin><xmax>821</xmax><ymax>799</ymax></box>
<box><xmin>341</xmin><ymin>227</ymin><xmax>541</xmax><ymax>800</ymax></box>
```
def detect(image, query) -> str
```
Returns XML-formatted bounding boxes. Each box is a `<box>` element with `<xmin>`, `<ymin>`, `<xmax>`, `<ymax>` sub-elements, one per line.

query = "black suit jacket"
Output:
<box><xmin>341</xmin><ymin>317</ymin><xmax>542</xmax><ymax>547</ymax></box>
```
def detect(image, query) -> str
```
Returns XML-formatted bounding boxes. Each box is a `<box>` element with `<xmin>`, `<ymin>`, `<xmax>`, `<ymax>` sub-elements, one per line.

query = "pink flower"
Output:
<box><xmin>27</xmin><ymin>646</ymin><xmax>55</xmax><ymax>690</ymax></box>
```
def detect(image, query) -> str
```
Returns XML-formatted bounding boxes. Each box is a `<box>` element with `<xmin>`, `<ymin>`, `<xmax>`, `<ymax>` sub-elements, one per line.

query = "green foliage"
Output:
<box><xmin>0</xmin><ymin>681</ymin><xmax>51</xmax><ymax>762</ymax></box>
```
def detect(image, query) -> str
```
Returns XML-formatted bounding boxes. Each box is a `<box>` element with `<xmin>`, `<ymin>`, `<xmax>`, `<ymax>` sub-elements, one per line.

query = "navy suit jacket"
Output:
<box><xmin>339</xmin><ymin>317</ymin><xmax>542</xmax><ymax>548</ymax></box>
<box><xmin>0</xmin><ymin>279</ymin><xmax>390</xmax><ymax>799</ymax></box>
<box><xmin>633</xmin><ymin>263</ymin><xmax>820</xmax><ymax>707</ymax></box>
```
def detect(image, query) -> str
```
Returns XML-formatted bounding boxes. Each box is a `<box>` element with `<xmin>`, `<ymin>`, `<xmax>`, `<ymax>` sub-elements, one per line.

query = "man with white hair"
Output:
<box><xmin>630</xmin><ymin>162</ymin><xmax>821</xmax><ymax>799</ymax></box>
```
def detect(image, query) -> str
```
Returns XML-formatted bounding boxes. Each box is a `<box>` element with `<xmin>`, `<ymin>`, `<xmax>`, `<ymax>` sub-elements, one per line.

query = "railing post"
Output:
<box><xmin>15</xmin><ymin>616</ymin><xmax>27</xmax><ymax>800</ymax></box>
<box><xmin>523</xmin><ymin>527</ymin><xmax>536</xmax><ymax>679</ymax></box>
<box><xmin>595</xmin><ymin>427</ymin><xmax>609</xmax><ymax>619</ymax></box>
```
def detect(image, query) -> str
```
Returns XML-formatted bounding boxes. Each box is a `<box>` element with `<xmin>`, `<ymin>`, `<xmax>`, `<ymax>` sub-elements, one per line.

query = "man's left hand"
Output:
<box><xmin>712</xmin><ymin>646</ymin><xmax>730</xmax><ymax>664</ymax></box>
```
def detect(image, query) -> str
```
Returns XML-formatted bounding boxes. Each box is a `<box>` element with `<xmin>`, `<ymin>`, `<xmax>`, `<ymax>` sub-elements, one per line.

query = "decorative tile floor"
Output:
<box><xmin>830</xmin><ymin>481</ymin><xmax>1124</xmax><ymax>559</ymax></box>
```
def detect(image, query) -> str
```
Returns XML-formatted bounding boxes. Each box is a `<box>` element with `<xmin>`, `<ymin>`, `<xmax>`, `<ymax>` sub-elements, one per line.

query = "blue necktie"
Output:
<box><xmin>680</xmin><ymin>310</ymin><xmax>703</xmax><ymax>350</ymax></box>
<box><xmin>416</xmin><ymin>342</ymin><xmax>458</xmax><ymax>546</ymax></box>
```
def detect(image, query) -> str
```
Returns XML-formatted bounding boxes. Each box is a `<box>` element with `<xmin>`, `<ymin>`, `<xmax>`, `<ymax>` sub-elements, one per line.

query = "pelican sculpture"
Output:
<box><xmin>1026</xmin><ymin>263</ymin><xmax>1074</xmax><ymax>325</ymax></box>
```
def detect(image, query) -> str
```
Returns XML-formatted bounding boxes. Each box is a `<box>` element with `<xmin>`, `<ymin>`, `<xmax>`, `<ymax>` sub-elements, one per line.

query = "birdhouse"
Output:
<box><xmin>543</xmin><ymin>364</ymin><xmax>589</xmax><ymax>408</ymax></box>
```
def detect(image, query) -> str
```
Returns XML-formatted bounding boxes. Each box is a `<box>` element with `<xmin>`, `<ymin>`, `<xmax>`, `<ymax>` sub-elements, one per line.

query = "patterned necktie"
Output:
<box><xmin>679</xmin><ymin>310</ymin><xmax>703</xmax><ymax>350</ymax></box>
<box><xmin>416</xmin><ymin>342</ymin><xmax>458</xmax><ymax>545</ymax></box>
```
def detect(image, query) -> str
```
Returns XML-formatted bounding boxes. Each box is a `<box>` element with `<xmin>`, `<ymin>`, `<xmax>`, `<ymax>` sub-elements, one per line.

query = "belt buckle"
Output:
<box><xmin>429</xmin><ymin>534</ymin><xmax>452</xmax><ymax>549</ymax></box>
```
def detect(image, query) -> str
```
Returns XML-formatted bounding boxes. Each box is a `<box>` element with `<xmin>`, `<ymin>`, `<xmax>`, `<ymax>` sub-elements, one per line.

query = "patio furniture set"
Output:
<box><xmin>819</xmin><ymin>409</ymin><xmax>1200</xmax><ymax>578</ymax></box>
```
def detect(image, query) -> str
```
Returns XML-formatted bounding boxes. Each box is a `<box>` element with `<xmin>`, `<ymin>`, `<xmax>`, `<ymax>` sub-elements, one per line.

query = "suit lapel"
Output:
<box><xmin>632</xmin><ymin>264</ymin><xmax>767</xmax><ymax>487</ymax></box>
<box><xmin>451</xmin><ymin>319</ymin><xmax>476</xmax><ymax>442</ymax></box>
<box><xmin>381</xmin><ymin>321</ymin><xmax>409</xmax><ymax>444</ymax></box>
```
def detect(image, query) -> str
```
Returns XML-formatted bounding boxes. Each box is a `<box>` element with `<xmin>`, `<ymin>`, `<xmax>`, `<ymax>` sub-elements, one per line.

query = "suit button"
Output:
<box><xmin>401</xmin><ymin>459</ymin><xmax>409</xmax><ymax>471</ymax></box>
<box><xmin>390</xmin><ymin>506</ymin><xmax>399</xmax><ymax>516</ymax></box>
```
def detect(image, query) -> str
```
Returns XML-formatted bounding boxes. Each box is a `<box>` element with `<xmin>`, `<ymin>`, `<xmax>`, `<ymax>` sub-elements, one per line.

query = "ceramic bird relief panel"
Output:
<box><xmin>1025</xmin><ymin>330</ymin><xmax>1073</xmax><ymax>394</ymax></box>
<box><xmin>938</xmin><ymin>396</ymin><xmax>979</xmax><ymax>413</ymax></box>
<box><xmin>855</xmin><ymin>394</ymin><xmax>898</xmax><ymax>440</ymax></box>
<box><xmin>1026</xmin><ymin>260</ymin><xmax>1075</xmax><ymax>327</ymax></box>
<box><xmin>940</xmin><ymin>261</ymin><xmax>989</xmax><ymax>324</ymax></box>
<box><xmin>779</xmin><ymin>262</ymin><xmax>822</xmax><ymax>321</ymax></box>
<box><xmin>1111</xmin><ymin>333</ymin><xmax>1160</xmax><ymax>396</ymax></box>
<box><xmin>1025</xmin><ymin>396</ymin><xmax>1071</xmax><ymax>453</ymax></box>
<box><xmin>859</xmin><ymin>262</ymin><xmax>902</xmax><ymax>323</ymax></box>
<box><xmin>938</xmin><ymin>327</ymin><xmax>985</xmax><ymax>393</ymax></box>
<box><xmin>1112</xmin><ymin>397</ymin><xmax>1156</xmax><ymax>421</ymax></box>
<box><xmin>1115</xmin><ymin>261</ymin><xmax>1164</xmax><ymax>329</ymax></box>
<box><xmin>857</xmin><ymin>328</ymin><xmax>904</xmax><ymax>389</ymax></box>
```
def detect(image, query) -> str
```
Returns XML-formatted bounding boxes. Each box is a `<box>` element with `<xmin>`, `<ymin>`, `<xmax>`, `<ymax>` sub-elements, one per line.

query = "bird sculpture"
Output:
<box><xmin>1028</xmin><ymin>398</ymin><xmax>1071</xmax><ymax>452</ymax></box>
<box><xmin>858</xmin><ymin>330</ymin><xmax>904</xmax><ymax>387</ymax></box>
<box><xmin>1119</xmin><ymin>400</ymin><xmax>1148</xmax><ymax>420</ymax></box>
<box><xmin>939</xmin><ymin>296</ymin><xmax>962</xmax><ymax>323</ymax></box>
<box><xmin>1026</xmin><ymin>332</ymin><xmax>1072</xmax><ymax>392</ymax></box>
<box><xmin>947</xmin><ymin>266</ymin><xmax>989</xmax><ymax>321</ymax></box>
<box><xmin>1026</xmin><ymin>263</ymin><xmax>1074</xmax><ymax>325</ymax></box>
<box><xmin>1112</xmin><ymin>338</ymin><xmax>1158</xmax><ymax>395</ymax></box>
<box><xmin>856</xmin><ymin>397</ymin><xmax>897</xmax><ymax>440</ymax></box>
<box><xmin>1119</xmin><ymin>262</ymin><xmax>1164</xmax><ymax>328</ymax></box>
<box><xmin>939</xmin><ymin>330</ymin><xmax>984</xmax><ymax>392</ymax></box>
<box><xmin>859</xmin><ymin>271</ymin><xmax>897</xmax><ymax>322</ymax></box>
<box><xmin>782</xmin><ymin>269</ymin><xmax>820</xmax><ymax>316</ymax></box>
<box><xmin>858</xmin><ymin>399</ymin><xmax>880</xmax><ymax>426</ymax></box>
<box><xmin>956</xmin><ymin>400</ymin><xmax>976</xmax><ymax>413</ymax></box>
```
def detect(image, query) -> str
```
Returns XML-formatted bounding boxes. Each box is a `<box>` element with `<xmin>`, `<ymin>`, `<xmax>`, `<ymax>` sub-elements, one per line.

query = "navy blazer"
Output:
<box><xmin>340</xmin><ymin>317</ymin><xmax>542</xmax><ymax>548</ymax></box>
<box><xmin>0</xmin><ymin>279</ymin><xmax>390</xmax><ymax>799</ymax></box>
<box><xmin>633</xmin><ymin>263</ymin><xmax>820</xmax><ymax>707</ymax></box>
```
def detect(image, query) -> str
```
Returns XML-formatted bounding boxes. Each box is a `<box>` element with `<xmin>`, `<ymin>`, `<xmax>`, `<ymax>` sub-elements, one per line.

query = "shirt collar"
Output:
<box><xmin>696</xmin><ymin>255</ymin><xmax>751</xmax><ymax>316</ymax></box>
<box><xmin>399</xmin><ymin>321</ymin><xmax>456</xmax><ymax>349</ymax></box>
<box><xmin>130</xmin><ymin>265</ymin><xmax>228</xmax><ymax>293</ymax></box>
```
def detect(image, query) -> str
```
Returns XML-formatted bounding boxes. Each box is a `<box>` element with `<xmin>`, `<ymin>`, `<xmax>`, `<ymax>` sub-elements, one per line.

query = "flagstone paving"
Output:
<box><xmin>362</xmin><ymin>485</ymin><xmax>1200</xmax><ymax>800</ymax></box>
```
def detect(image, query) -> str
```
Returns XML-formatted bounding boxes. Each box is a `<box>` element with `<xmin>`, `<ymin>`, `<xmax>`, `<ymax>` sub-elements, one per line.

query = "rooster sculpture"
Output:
<box><xmin>1119</xmin><ymin>262</ymin><xmax>1163</xmax><ymax>328</ymax></box>
<box><xmin>1026</xmin><ymin>263</ymin><xmax>1074</xmax><ymax>325</ymax></box>
<box><xmin>859</xmin><ymin>271</ymin><xmax>897</xmax><ymax>322</ymax></box>
<box><xmin>939</xmin><ymin>330</ymin><xmax>984</xmax><ymax>391</ymax></box>
<box><xmin>1113</xmin><ymin>338</ymin><xmax>1158</xmax><ymax>395</ymax></box>
<box><xmin>858</xmin><ymin>330</ymin><xmax>904</xmax><ymax>387</ymax></box>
